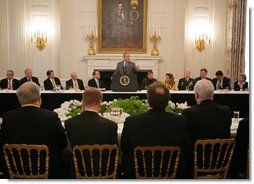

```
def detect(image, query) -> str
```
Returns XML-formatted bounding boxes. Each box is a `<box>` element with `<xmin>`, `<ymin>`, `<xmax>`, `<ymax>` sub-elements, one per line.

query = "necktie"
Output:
<box><xmin>7</xmin><ymin>80</ymin><xmax>12</xmax><ymax>90</ymax></box>
<box><xmin>52</xmin><ymin>79</ymin><xmax>56</xmax><ymax>89</ymax></box>
<box><xmin>96</xmin><ymin>80</ymin><xmax>100</xmax><ymax>88</ymax></box>
<box><xmin>74</xmin><ymin>80</ymin><xmax>78</xmax><ymax>90</ymax></box>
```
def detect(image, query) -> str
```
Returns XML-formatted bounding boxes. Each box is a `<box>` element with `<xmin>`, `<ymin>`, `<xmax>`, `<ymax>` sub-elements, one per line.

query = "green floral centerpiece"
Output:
<box><xmin>55</xmin><ymin>96</ymin><xmax>190</xmax><ymax>121</ymax></box>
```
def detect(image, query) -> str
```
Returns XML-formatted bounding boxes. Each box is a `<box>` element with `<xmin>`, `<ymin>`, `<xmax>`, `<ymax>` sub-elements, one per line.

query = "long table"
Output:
<box><xmin>0</xmin><ymin>90</ymin><xmax>249</xmax><ymax>118</ymax></box>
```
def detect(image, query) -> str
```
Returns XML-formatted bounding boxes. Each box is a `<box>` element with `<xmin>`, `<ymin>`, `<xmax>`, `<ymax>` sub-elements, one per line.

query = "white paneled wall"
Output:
<box><xmin>0</xmin><ymin>0</ymin><xmax>229</xmax><ymax>84</ymax></box>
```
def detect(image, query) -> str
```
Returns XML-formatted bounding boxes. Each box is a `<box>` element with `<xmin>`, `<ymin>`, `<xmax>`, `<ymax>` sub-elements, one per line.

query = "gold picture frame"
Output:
<box><xmin>98</xmin><ymin>0</ymin><xmax>148</xmax><ymax>53</ymax></box>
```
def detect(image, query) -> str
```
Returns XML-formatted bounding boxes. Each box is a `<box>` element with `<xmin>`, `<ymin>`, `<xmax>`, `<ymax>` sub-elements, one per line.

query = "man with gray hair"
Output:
<box><xmin>182</xmin><ymin>79</ymin><xmax>232</xmax><ymax>177</ymax></box>
<box><xmin>19</xmin><ymin>68</ymin><xmax>40</xmax><ymax>86</ymax></box>
<box><xmin>0</xmin><ymin>70</ymin><xmax>20</xmax><ymax>90</ymax></box>
<box><xmin>0</xmin><ymin>82</ymin><xmax>68</xmax><ymax>178</ymax></box>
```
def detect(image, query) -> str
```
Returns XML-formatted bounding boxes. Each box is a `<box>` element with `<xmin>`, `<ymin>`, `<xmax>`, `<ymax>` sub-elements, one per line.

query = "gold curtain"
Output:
<box><xmin>226</xmin><ymin>0</ymin><xmax>247</xmax><ymax>83</ymax></box>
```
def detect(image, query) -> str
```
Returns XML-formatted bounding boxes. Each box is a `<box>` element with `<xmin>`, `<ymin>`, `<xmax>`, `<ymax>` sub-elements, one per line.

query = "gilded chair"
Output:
<box><xmin>3</xmin><ymin>144</ymin><xmax>49</xmax><ymax>179</ymax></box>
<box><xmin>194</xmin><ymin>138</ymin><xmax>235</xmax><ymax>179</ymax></box>
<box><xmin>134</xmin><ymin>146</ymin><xmax>180</xmax><ymax>179</ymax></box>
<box><xmin>72</xmin><ymin>144</ymin><xmax>119</xmax><ymax>179</ymax></box>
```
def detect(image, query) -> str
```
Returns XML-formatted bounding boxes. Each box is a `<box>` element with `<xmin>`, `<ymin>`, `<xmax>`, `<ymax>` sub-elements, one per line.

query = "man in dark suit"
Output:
<box><xmin>178</xmin><ymin>70</ymin><xmax>195</xmax><ymax>90</ymax></box>
<box><xmin>212</xmin><ymin>70</ymin><xmax>231</xmax><ymax>90</ymax></box>
<box><xmin>43</xmin><ymin>70</ymin><xmax>63</xmax><ymax>90</ymax></box>
<box><xmin>65</xmin><ymin>87</ymin><xmax>117</xmax><ymax>146</ymax></box>
<box><xmin>19</xmin><ymin>68</ymin><xmax>40</xmax><ymax>86</ymax></box>
<box><xmin>230</xmin><ymin>117</ymin><xmax>249</xmax><ymax>178</ymax></box>
<box><xmin>121</xmin><ymin>82</ymin><xmax>190</xmax><ymax>178</ymax></box>
<box><xmin>0</xmin><ymin>70</ymin><xmax>20</xmax><ymax>90</ymax></box>
<box><xmin>195</xmin><ymin>68</ymin><xmax>212</xmax><ymax>83</ymax></box>
<box><xmin>141</xmin><ymin>70</ymin><xmax>157</xmax><ymax>90</ymax></box>
<box><xmin>182</xmin><ymin>79</ymin><xmax>231</xmax><ymax>178</ymax></box>
<box><xmin>0</xmin><ymin>82</ymin><xmax>68</xmax><ymax>178</ymax></box>
<box><xmin>87</xmin><ymin>70</ymin><xmax>105</xmax><ymax>88</ymax></box>
<box><xmin>65</xmin><ymin>72</ymin><xmax>84</xmax><ymax>90</ymax></box>
<box><xmin>114</xmin><ymin>52</ymin><xmax>139</xmax><ymax>75</ymax></box>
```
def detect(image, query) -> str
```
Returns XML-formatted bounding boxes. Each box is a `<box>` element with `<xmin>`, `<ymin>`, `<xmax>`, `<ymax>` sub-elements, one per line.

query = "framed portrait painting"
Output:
<box><xmin>98</xmin><ymin>0</ymin><xmax>148</xmax><ymax>53</ymax></box>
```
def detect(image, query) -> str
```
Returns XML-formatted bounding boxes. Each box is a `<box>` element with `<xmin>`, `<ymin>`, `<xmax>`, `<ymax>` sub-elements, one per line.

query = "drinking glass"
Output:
<box><xmin>233</xmin><ymin>111</ymin><xmax>240</xmax><ymax>123</ymax></box>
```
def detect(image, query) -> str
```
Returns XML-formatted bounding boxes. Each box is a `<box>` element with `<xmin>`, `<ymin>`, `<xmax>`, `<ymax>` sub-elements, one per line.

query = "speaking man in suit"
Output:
<box><xmin>65</xmin><ymin>72</ymin><xmax>85</xmax><ymax>90</ymax></box>
<box><xmin>19</xmin><ymin>68</ymin><xmax>40</xmax><ymax>86</ymax></box>
<box><xmin>212</xmin><ymin>70</ymin><xmax>231</xmax><ymax>90</ymax></box>
<box><xmin>88</xmin><ymin>70</ymin><xmax>105</xmax><ymax>88</ymax></box>
<box><xmin>0</xmin><ymin>70</ymin><xmax>20</xmax><ymax>90</ymax></box>
<box><xmin>114</xmin><ymin>52</ymin><xmax>139</xmax><ymax>75</ymax></box>
<box><xmin>182</xmin><ymin>79</ymin><xmax>231</xmax><ymax>178</ymax></box>
<box><xmin>121</xmin><ymin>82</ymin><xmax>190</xmax><ymax>178</ymax></box>
<box><xmin>0</xmin><ymin>82</ymin><xmax>68</xmax><ymax>178</ymax></box>
<box><xmin>43</xmin><ymin>70</ymin><xmax>63</xmax><ymax>90</ymax></box>
<box><xmin>178</xmin><ymin>70</ymin><xmax>195</xmax><ymax>90</ymax></box>
<box><xmin>65</xmin><ymin>87</ymin><xmax>117</xmax><ymax>147</ymax></box>
<box><xmin>195</xmin><ymin>68</ymin><xmax>212</xmax><ymax>83</ymax></box>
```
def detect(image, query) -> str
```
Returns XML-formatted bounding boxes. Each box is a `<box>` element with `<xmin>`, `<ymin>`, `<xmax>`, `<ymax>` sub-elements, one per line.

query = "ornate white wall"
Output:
<box><xmin>0</xmin><ymin>0</ymin><xmax>229</xmax><ymax>84</ymax></box>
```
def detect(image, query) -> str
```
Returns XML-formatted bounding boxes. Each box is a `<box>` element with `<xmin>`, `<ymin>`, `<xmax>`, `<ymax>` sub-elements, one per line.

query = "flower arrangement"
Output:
<box><xmin>54</xmin><ymin>96</ymin><xmax>190</xmax><ymax>121</ymax></box>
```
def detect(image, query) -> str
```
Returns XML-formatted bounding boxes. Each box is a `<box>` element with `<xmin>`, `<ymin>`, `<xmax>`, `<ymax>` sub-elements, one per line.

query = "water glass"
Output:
<box><xmin>233</xmin><ymin>111</ymin><xmax>240</xmax><ymax>122</ymax></box>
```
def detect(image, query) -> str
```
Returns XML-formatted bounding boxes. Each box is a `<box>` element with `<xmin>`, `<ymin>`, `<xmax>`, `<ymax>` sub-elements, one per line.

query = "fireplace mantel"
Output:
<box><xmin>83</xmin><ymin>54</ymin><xmax>162</xmax><ymax>84</ymax></box>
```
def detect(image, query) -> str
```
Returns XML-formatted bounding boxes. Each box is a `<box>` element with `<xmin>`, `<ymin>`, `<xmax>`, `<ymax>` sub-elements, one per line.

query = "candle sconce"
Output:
<box><xmin>86</xmin><ymin>33</ymin><xmax>97</xmax><ymax>55</ymax></box>
<box><xmin>31</xmin><ymin>32</ymin><xmax>47</xmax><ymax>52</ymax></box>
<box><xmin>150</xmin><ymin>31</ymin><xmax>161</xmax><ymax>56</ymax></box>
<box><xmin>194</xmin><ymin>34</ymin><xmax>210</xmax><ymax>52</ymax></box>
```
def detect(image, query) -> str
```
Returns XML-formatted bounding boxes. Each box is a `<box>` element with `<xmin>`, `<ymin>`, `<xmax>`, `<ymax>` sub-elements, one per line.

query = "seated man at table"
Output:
<box><xmin>0</xmin><ymin>82</ymin><xmax>68</xmax><ymax>178</ymax></box>
<box><xmin>212</xmin><ymin>70</ymin><xmax>231</xmax><ymax>90</ymax></box>
<box><xmin>121</xmin><ymin>82</ymin><xmax>190</xmax><ymax>178</ymax></box>
<box><xmin>195</xmin><ymin>68</ymin><xmax>212</xmax><ymax>83</ymax></box>
<box><xmin>0</xmin><ymin>70</ymin><xmax>20</xmax><ymax>90</ymax></box>
<box><xmin>65</xmin><ymin>87</ymin><xmax>117</xmax><ymax>146</ymax></box>
<box><xmin>19</xmin><ymin>68</ymin><xmax>40</xmax><ymax>86</ymax></box>
<box><xmin>66</xmin><ymin>71</ymin><xmax>85</xmax><ymax>90</ymax></box>
<box><xmin>141</xmin><ymin>70</ymin><xmax>157</xmax><ymax>90</ymax></box>
<box><xmin>87</xmin><ymin>70</ymin><xmax>105</xmax><ymax>89</ymax></box>
<box><xmin>178</xmin><ymin>70</ymin><xmax>195</xmax><ymax>90</ymax></box>
<box><xmin>182</xmin><ymin>79</ymin><xmax>231</xmax><ymax>177</ymax></box>
<box><xmin>43</xmin><ymin>70</ymin><xmax>63</xmax><ymax>90</ymax></box>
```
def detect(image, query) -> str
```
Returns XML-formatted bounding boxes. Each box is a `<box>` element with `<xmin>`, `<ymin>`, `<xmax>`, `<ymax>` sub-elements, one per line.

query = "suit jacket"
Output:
<box><xmin>65</xmin><ymin>111</ymin><xmax>117</xmax><ymax>147</ymax></box>
<box><xmin>234</xmin><ymin>81</ymin><xmax>248</xmax><ymax>91</ymax></box>
<box><xmin>65</xmin><ymin>78</ymin><xmax>85</xmax><ymax>90</ymax></box>
<box><xmin>0</xmin><ymin>106</ymin><xmax>68</xmax><ymax>178</ymax></box>
<box><xmin>230</xmin><ymin>117</ymin><xmax>249</xmax><ymax>178</ymax></box>
<box><xmin>212</xmin><ymin>77</ymin><xmax>231</xmax><ymax>90</ymax></box>
<box><xmin>0</xmin><ymin>78</ymin><xmax>20</xmax><ymax>90</ymax></box>
<box><xmin>178</xmin><ymin>78</ymin><xmax>195</xmax><ymax>90</ymax></box>
<box><xmin>114</xmin><ymin>61</ymin><xmax>138</xmax><ymax>75</ymax></box>
<box><xmin>182</xmin><ymin>100</ymin><xmax>232</xmax><ymax>144</ymax></box>
<box><xmin>195</xmin><ymin>77</ymin><xmax>212</xmax><ymax>83</ymax></box>
<box><xmin>43</xmin><ymin>77</ymin><xmax>63</xmax><ymax>90</ymax></box>
<box><xmin>87</xmin><ymin>78</ymin><xmax>105</xmax><ymax>88</ymax></box>
<box><xmin>141</xmin><ymin>78</ymin><xmax>157</xmax><ymax>90</ymax></box>
<box><xmin>121</xmin><ymin>109</ymin><xmax>190</xmax><ymax>178</ymax></box>
<box><xmin>19</xmin><ymin>76</ymin><xmax>40</xmax><ymax>86</ymax></box>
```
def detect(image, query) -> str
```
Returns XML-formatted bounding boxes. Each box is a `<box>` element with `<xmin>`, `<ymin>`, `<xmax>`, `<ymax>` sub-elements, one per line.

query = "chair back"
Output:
<box><xmin>3</xmin><ymin>144</ymin><xmax>49</xmax><ymax>179</ymax></box>
<box><xmin>134</xmin><ymin>146</ymin><xmax>180</xmax><ymax>179</ymax></box>
<box><xmin>194</xmin><ymin>138</ymin><xmax>235</xmax><ymax>179</ymax></box>
<box><xmin>72</xmin><ymin>144</ymin><xmax>119</xmax><ymax>179</ymax></box>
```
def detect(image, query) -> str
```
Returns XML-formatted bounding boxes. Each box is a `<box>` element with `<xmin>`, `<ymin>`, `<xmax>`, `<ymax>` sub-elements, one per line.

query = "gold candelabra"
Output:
<box><xmin>195</xmin><ymin>34</ymin><xmax>210</xmax><ymax>52</ymax></box>
<box><xmin>86</xmin><ymin>33</ymin><xmax>97</xmax><ymax>55</ymax></box>
<box><xmin>150</xmin><ymin>31</ymin><xmax>161</xmax><ymax>56</ymax></box>
<box><xmin>31</xmin><ymin>32</ymin><xmax>47</xmax><ymax>51</ymax></box>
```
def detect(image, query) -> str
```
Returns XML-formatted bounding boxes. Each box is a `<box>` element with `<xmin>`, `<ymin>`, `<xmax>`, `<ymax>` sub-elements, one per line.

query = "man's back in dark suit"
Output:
<box><xmin>0</xmin><ymin>106</ymin><xmax>68</xmax><ymax>178</ymax></box>
<box><xmin>121</xmin><ymin>109</ymin><xmax>190</xmax><ymax>178</ymax></box>
<box><xmin>65</xmin><ymin>111</ymin><xmax>117</xmax><ymax>146</ymax></box>
<box><xmin>43</xmin><ymin>77</ymin><xmax>63</xmax><ymax>90</ymax></box>
<box><xmin>0</xmin><ymin>78</ymin><xmax>20</xmax><ymax>90</ymax></box>
<box><xmin>88</xmin><ymin>78</ymin><xmax>105</xmax><ymax>88</ymax></box>
<box><xmin>65</xmin><ymin>78</ymin><xmax>85</xmax><ymax>90</ymax></box>
<box><xmin>19</xmin><ymin>76</ymin><xmax>40</xmax><ymax>86</ymax></box>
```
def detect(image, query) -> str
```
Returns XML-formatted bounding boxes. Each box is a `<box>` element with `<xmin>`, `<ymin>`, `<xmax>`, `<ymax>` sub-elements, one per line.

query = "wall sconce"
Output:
<box><xmin>131</xmin><ymin>0</ymin><xmax>138</xmax><ymax>9</ymax></box>
<box><xmin>195</xmin><ymin>34</ymin><xmax>210</xmax><ymax>52</ymax></box>
<box><xmin>31</xmin><ymin>31</ymin><xmax>47</xmax><ymax>51</ymax></box>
